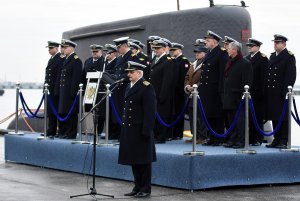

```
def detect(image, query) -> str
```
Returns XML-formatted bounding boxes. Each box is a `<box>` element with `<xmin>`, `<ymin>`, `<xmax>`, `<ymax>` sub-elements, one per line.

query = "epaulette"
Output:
<box><xmin>182</xmin><ymin>56</ymin><xmax>188</xmax><ymax>60</ymax></box>
<box><xmin>143</xmin><ymin>81</ymin><xmax>150</xmax><ymax>86</ymax></box>
<box><xmin>288</xmin><ymin>51</ymin><xmax>294</xmax><ymax>55</ymax></box>
<box><xmin>139</xmin><ymin>58</ymin><xmax>145</xmax><ymax>61</ymax></box>
<box><xmin>74</xmin><ymin>55</ymin><xmax>79</xmax><ymax>59</ymax></box>
<box><xmin>261</xmin><ymin>53</ymin><xmax>266</xmax><ymax>57</ymax></box>
<box><xmin>167</xmin><ymin>57</ymin><xmax>172</xmax><ymax>60</ymax></box>
<box><xmin>60</xmin><ymin>54</ymin><xmax>65</xmax><ymax>58</ymax></box>
<box><xmin>221</xmin><ymin>47</ymin><xmax>226</xmax><ymax>51</ymax></box>
<box><xmin>131</xmin><ymin>53</ymin><xmax>136</xmax><ymax>57</ymax></box>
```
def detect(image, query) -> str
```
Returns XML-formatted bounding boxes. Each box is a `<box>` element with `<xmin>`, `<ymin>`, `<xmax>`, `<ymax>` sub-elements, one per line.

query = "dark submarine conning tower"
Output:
<box><xmin>62</xmin><ymin>5</ymin><xmax>251</xmax><ymax>61</ymax></box>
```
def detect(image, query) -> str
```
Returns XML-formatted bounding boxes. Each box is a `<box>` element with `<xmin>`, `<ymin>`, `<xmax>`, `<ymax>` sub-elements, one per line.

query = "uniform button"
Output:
<box><xmin>268</xmin><ymin>85</ymin><xmax>270</xmax><ymax>88</ymax></box>
<box><xmin>274</xmin><ymin>80</ymin><xmax>276</xmax><ymax>82</ymax></box>
<box><xmin>268</xmin><ymin>79</ymin><xmax>270</xmax><ymax>81</ymax></box>
<box><xmin>123</xmin><ymin>115</ymin><xmax>125</xmax><ymax>118</ymax></box>
<box><xmin>273</xmin><ymin>86</ymin><xmax>275</xmax><ymax>88</ymax></box>
<box><xmin>269</xmin><ymin>73</ymin><xmax>270</xmax><ymax>75</ymax></box>
<box><xmin>129</xmin><ymin>116</ymin><xmax>131</xmax><ymax>118</ymax></box>
<box><xmin>207</xmin><ymin>70</ymin><xmax>210</xmax><ymax>72</ymax></box>
<box><xmin>128</xmin><ymin>124</ymin><xmax>131</xmax><ymax>126</ymax></box>
<box><xmin>130</xmin><ymin>101</ymin><xmax>132</xmax><ymax>103</ymax></box>
<box><xmin>206</xmin><ymin>83</ymin><xmax>208</xmax><ymax>85</ymax></box>
<box><xmin>122</xmin><ymin>123</ymin><xmax>125</xmax><ymax>125</ymax></box>
<box><xmin>129</xmin><ymin>108</ymin><xmax>132</xmax><ymax>111</ymax></box>
<box><xmin>269</xmin><ymin>67</ymin><xmax>271</xmax><ymax>70</ymax></box>
<box><xmin>151</xmin><ymin>70</ymin><xmax>153</xmax><ymax>72</ymax></box>
<box><xmin>206</xmin><ymin>76</ymin><xmax>208</xmax><ymax>78</ymax></box>
<box><xmin>274</xmin><ymin>74</ymin><xmax>276</xmax><ymax>76</ymax></box>
<box><xmin>149</xmin><ymin>78</ymin><xmax>151</xmax><ymax>80</ymax></box>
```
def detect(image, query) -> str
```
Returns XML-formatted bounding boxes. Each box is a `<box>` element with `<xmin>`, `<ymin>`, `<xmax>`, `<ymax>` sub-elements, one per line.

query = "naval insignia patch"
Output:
<box><xmin>167</xmin><ymin>57</ymin><xmax>172</xmax><ymax>60</ymax></box>
<box><xmin>221</xmin><ymin>47</ymin><xmax>226</xmax><ymax>51</ymax></box>
<box><xmin>261</xmin><ymin>53</ymin><xmax>266</xmax><ymax>57</ymax></box>
<box><xmin>288</xmin><ymin>51</ymin><xmax>294</xmax><ymax>55</ymax></box>
<box><xmin>139</xmin><ymin>58</ymin><xmax>145</xmax><ymax>61</ymax></box>
<box><xmin>74</xmin><ymin>55</ymin><xmax>79</xmax><ymax>59</ymax></box>
<box><xmin>143</xmin><ymin>81</ymin><xmax>150</xmax><ymax>86</ymax></box>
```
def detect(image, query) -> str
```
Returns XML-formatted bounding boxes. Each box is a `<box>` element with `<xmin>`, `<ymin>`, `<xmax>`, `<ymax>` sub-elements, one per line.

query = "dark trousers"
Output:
<box><xmin>207</xmin><ymin>117</ymin><xmax>224</xmax><ymax>143</ymax></box>
<box><xmin>131</xmin><ymin>164</ymin><xmax>152</xmax><ymax>193</ymax></box>
<box><xmin>188</xmin><ymin>107</ymin><xmax>208</xmax><ymax>139</ymax></box>
<box><xmin>47</xmin><ymin>114</ymin><xmax>58</xmax><ymax>135</ymax></box>
<box><xmin>59</xmin><ymin>114</ymin><xmax>78</xmax><ymax>138</ymax></box>
<box><xmin>172</xmin><ymin>96</ymin><xmax>185</xmax><ymax>139</ymax></box>
<box><xmin>249</xmin><ymin>117</ymin><xmax>264</xmax><ymax>144</ymax></box>
<box><xmin>272</xmin><ymin>120</ymin><xmax>288</xmax><ymax>144</ymax></box>
<box><xmin>154</xmin><ymin>117</ymin><xmax>170</xmax><ymax>142</ymax></box>
<box><xmin>225</xmin><ymin>109</ymin><xmax>245</xmax><ymax>143</ymax></box>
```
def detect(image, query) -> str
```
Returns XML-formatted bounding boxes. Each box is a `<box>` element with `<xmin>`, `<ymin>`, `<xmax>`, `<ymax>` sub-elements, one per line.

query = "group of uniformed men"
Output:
<box><xmin>44</xmin><ymin>30</ymin><xmax>296</xmax><ymax>197</ymax></box>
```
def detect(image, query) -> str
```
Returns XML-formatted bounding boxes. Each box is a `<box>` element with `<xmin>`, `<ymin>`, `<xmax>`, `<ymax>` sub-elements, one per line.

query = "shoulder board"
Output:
<box><xmin>221</xmin><ymin>47</ymin><xmax>226</xmax><ymax>51</ymax></box>
<box><xmin>60</xmin><ymin>54</ymin><xmax>65</xmax><ymax>58</ymax></box>
<box><xmin>139</xmin><ymin>58</ymin><xmax>145</xmax><ymax>61</ymax></box>
<box><xmin>182</xmin><ymin>56</ymin><xmax>188</xmax><ymax>60</ymax></box>
<box><xmin>131</xmin><ymin>53</ymin><xmax>136</xmax><ymax>57</ymax></box>
<box><xmin>261</xmin><ymin>53</ymin><xmax>266</xmax><ymax>57</ymax></box>
<box><xmin>288</xmin><ymin>51</ymin><xmax>294</xmax><ymax>55</ymax></box>
<box><xmin>167</xmin><ymin>57</ymin><xmax>172</xmax><ymax>60</ymax></box>
<box><xmin>74</xmin><ymin>55</ymin><xmax>79</xmax><ymax>59</ymax></box>
<box><xmin>143</xmin><ymin>81</ymin><xmax>150</xmax><ymax>86</ymax></box>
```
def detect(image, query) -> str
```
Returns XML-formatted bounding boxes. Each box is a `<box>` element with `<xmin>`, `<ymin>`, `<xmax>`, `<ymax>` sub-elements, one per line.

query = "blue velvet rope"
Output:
<box><xmin>48</xmin><ymin>94</ymin><xmax>79</xmax><ymax>122</ymax></box>
<box><xmin>292</xmin><ymin>97</ymin><xmax>300</xmax><ymax>125</ymax></box>
<box><xmin>249</xmin><ymin>98</ymin><xmax>288</xmax><ymax>137</ymax></box>
<box><xmin>19</xmin><ymin>92</ymin><xmax>44</xmax><ymax>119</ymax></box>
<box><xmin>197</xmin><ymin>96</ymin><xmax>244</xmax><ymax>138</ymax></box>
<box><xmin>155</xmin><ymin>97</ymin><xmax>190</xmax><ymax>128</ymax></box>
<box><xmin>109</xmin><ymin>97</ymin><xmax>123</xmax><ymax>125</ymax></box>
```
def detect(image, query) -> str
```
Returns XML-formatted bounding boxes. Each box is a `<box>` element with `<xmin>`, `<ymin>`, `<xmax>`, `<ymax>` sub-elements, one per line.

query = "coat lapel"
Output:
<box><xmin>124</xmin><ymin>78</ymin><xmax>143</xmax><ymax>99</ymax></box>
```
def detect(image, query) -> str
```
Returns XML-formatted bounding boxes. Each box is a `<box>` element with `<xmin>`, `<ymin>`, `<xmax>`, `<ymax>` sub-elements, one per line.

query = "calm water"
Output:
<box><xmin>1</xmin><ymin>88</ymin><xmax>300</xmax><ymax>145</ymax></box>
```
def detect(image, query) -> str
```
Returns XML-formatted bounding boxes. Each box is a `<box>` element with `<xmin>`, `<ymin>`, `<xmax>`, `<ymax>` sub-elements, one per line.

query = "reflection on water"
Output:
<box><xmin>1</xmin><ymin>89</ymin><xmax>300</xmax><ymax>145</ymax></box>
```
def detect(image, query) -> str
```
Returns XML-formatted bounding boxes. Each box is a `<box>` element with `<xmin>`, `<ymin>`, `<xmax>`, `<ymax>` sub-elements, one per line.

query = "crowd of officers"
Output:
<box><xmin>44</xmin><ymin>30</ymin><xmax>296</xmax><ymax>149</ymax></box>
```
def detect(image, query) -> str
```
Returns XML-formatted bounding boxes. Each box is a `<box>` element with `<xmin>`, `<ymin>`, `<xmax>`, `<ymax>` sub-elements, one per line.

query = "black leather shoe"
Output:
<box><xmin>266</xmin><ymin>141</ymin><xmax>278</xmax><ymax>148</ymax></box>
<box><xmin>124</xmin><ymin>191</ymin><xmax>138</xmax><ymax>196</ymax></box>
<box><xmin>251</xmin><ymin>141</ymin><xmax>262</xmax><ymax>146</ymax></box>
<box><xmin>275</xmin><ymin>143</ymin><xmax>287</xmax><ymax>149</ymax></box>
<box><xmin>223</xmin><ymin>141</ymin><xmax>234</xmax><ymax>148</ymax></box>
<box><xmin>154</xmin><ymin>139</ymin><xmax>166</xmax><ymax>144</ymax></box>
<box><xmin>232</xmin><ymin>142</ymin><xmax>245</xmax><ymax>149</ymax></box>
<box><xmin>134</xmin><ymin>192</ymin><xmax>150</xmax><ymax>198</ymax></box>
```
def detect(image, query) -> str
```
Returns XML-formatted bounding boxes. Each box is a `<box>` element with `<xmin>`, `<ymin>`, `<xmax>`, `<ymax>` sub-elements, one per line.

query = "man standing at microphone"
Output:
<box><xmin>118</xmin><ymin>61</ymin><xmax>157</xmax><ymax>198</ymax></box>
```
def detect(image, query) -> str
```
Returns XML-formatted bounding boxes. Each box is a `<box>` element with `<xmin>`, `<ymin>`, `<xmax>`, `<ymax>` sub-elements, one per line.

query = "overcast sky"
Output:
<box><xmin>0</xmin><ymin>0</ymin><xmax>299</xmax><ymax>84</ymax></box>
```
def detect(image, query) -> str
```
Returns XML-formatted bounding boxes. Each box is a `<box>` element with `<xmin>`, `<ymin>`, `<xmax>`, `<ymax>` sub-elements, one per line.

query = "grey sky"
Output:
<box><xmin>0</xmin><ymin>0</ymin><xmax>299</xmax><ymax>83</ymax></box>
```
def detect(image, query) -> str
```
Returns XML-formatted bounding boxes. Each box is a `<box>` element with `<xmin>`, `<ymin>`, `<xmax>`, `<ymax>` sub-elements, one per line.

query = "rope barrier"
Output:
<box><xmin>197</xmin><ymin>96</ymin><xmax>244</xmax><ymax>138</ymax></box>
<box><xmin>48</xmin><ymin>94</ymin><xmax>79</xmax><ymax>122</ymax></box>
<box><xmin>109</xmin><ymin>97</ymin><xmax>123</xmax><ymax>125</ymax></box>
<box><xmin>249</xmin><ymin>98</ymin><xmax>288</xmax><ymax>136</ymax></box>
<box><xmin>155</xmin><ymin>97</ymin><xmax>190</xmax><ymax>128</ymax></box>
<box><xmin>0</xmin><ymin>109</ymin><xmax>22</xmax><ymax>124</ymax></box>
<box><xmin>20</xmin><ymin>110</ymin><xmax>35</xmax><ymax>132</ymax></box>
<box><xmin>19</xmin><ymin>92</ymin><xmax>44</xmax><ymax>119</ymax></box>
<box><xmin>292</xmin><ymin>97</ymin><xmax>300</xmax><ymax>125</ymax></box>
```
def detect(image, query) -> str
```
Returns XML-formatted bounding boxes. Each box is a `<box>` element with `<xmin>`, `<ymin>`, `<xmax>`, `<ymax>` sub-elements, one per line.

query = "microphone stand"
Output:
<box><xmin>70</xmin><ymin>82</ymin><xmax>120</xmax><ymax>199</ymax></box>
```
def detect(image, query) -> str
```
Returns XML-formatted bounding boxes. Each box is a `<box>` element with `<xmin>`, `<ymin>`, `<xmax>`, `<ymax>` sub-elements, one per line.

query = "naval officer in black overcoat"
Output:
<box><xmin>245</xmin><ymin>38</ymin><xmax>269</xmax><ymax>146</ymax></box>
<box><xmin>44</xmin><ymin>41</ymin><xmax>64</xmax><ymax>137</ymax></box>
<box><xmin>58</xmin><ymin>39</ymin><xmax>83</xmax><ymax>139</ymax></box>
<box><xmin>148</xmin><ymin>39</ymin><xmax>175</xmax><ymax>143</ymax></box>
<box><xmin>82</xmin><ymin>44</ymin><xmax>106</xmax><ymax>134</ymax></box>
<box><xmin>199</xmin><ymin>31</ymin><xmax>228</xmax><ymax>146</ymax></box>
<box><xmin>111</xmin><ymin>37</ymin><xmax>138</xmax><ymax>139</ymax></box>
<box><xmin>265</xmin><ymin>34</ymin><xmax>296</xmax><ymax>149</ymax></box>
<box><xmin>103</xmin><ymin>44</ymin><xmax>118</xmax><ymax>74</ymax></box>
<box><xmin>170</xmin><ymin>42</ymin><xmax>191</xmax><ymax>139</ymax></box>
<box><xmin>118</xmin><ymin>61</ymin><xmax>156</xmax><ymax>198</ymax></box>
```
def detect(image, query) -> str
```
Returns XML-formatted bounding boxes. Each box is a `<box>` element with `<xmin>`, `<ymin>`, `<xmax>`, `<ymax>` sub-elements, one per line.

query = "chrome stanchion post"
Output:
<box><xmin>99</xmin><ymin>84</ymin><xmax>113</xmax><ymax>146</ymax></box>
<box><xmin>184</xmin><ymin>84</ymin><xmax>204</xmax><ymax>156</ymax></box>
<box><xmin>38</xmin><ymin>83</ymin><xmax>51</xmax><ymax>140</ymax></box>
<box><xmin>8</xmin><ymin>82</ymin><xmax>24</xmax><ymax>135</ymax></box>
<box><xmin>72</xmin><ymin>84</ymin><xmax>89</xmax><ymax>144</ymax></box>
<box><xmin>237</xmin><ymin>85</ymin><xmax>256</xmax><ymax>154</ymax></box>
<box><xmin>281</xmin><ymin>86</ymin><xmax>299</xmax><ymax>152</ymax></box>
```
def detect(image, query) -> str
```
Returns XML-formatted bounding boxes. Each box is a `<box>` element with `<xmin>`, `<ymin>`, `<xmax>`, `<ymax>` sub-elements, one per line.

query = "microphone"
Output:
<box><xmin>111</xmin><ymin>78</ymin><xmax>125</xmax><ymax>85</ymax></box>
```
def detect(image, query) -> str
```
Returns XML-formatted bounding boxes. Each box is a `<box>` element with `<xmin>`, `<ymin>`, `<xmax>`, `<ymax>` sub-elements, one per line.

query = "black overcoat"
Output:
<box><xmin>198</xmin><ymin>46</ymin><xmax>228</xmax><ymax>117</ymax></box>
<box><xmin>245</xmin><ymin>51</ymin><xmax>268</xmax><ymax>119</ymax></box>
<box><xmin>58</xmin><ymin>53</ymin><xmax>83</xmax><ymax>114</ymax></box>
<box><xmin>148</xmin><ymin>54</ymin><xmax>175</xmax><ymax>118</ymax></box>
<box><xmin>223</xmin><ymin>56</ymin><xmax>253</xmax><ymax>110</ymax></box>
<box><xmin>264</xmin><ymin>49</ymin><xmax>296</xmax><ymax>120</ymax></box>
<box><xmin>45</xmin><ymin>52</ymin><xmax>64</xmax><ymax>114</ymax></box>
<box><xmin>118</xmin><ymin>78</ymin><xmax>157</xmax><ymax>165</ymax></box>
